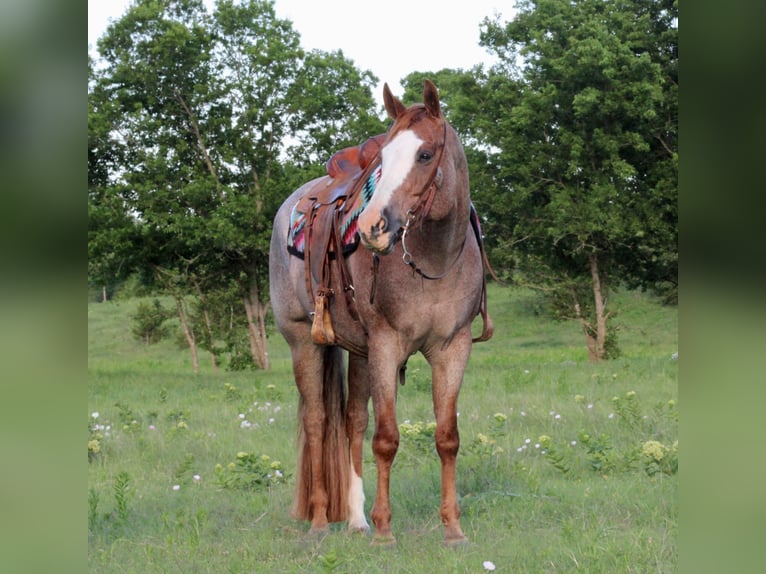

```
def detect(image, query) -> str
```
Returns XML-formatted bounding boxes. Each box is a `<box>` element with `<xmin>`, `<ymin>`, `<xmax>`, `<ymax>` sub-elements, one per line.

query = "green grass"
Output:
<box><xmin>88</xmin><ymin>285</ymin><xmax>677</xmax><ymax>573</ymax></box>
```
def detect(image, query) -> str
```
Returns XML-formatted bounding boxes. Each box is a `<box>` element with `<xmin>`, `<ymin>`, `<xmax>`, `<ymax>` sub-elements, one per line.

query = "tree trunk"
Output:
<box><xmin>102</xmin><ymin>285</ymin><xmax>108</xmax><ymax>303</ymax></box>
<box><xmin>573</xmin><ymin>297</ymin><xmax>600</xmax><ymax>362</ymax></box>
<box><xmin>243</xmin><ymin>282</ymin><xmax>270</xmax><ymax>370</ymax></box>
<box><xmin>588</xmin><ymin>253</ymin><xmax>607</xmax><ymax>362</ymax></box>
<box><xmin>210</xmin><ymin>351</ymin><xmax>218</xmax><ymax>372</ymax></box>
<box><xmin>193</xmin><ymin>281</ymin><xmax>219</xmax><ymax>373</ymax></box>
<box><xmin>176</xmin><ymin>296</ymin><xmax>199</xmax><ymax>373</ymax></box>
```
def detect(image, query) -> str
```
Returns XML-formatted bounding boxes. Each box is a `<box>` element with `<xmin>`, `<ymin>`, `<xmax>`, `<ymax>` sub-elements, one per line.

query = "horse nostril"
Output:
<box><xmin>371</xmin><ymin>215</ymin><xmax>388</xmax><ymax>237</ymax></box>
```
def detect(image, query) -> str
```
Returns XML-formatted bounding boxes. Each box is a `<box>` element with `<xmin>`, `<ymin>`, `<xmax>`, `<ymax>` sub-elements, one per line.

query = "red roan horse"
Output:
<box><xmin>269</xmin><ymin>80</ymin><xmax>493</xmax><ymax>546</ymax></box>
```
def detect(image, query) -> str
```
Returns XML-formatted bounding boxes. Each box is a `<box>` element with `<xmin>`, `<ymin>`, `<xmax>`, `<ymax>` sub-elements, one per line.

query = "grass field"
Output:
<box><xmin>87</xmin><ymin>285</ymin><xmax>677</xmax><ymax>573</ymax></box>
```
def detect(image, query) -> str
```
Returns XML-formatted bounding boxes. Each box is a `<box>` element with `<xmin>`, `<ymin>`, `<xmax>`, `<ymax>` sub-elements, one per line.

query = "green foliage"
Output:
<box><xmin>88</xmin><ymin>412</ymin><xmax>107</xmax><ymax>462</ymax></box>
<box><xmin>113</xmin><ymin>471</ymin><xmax>131</xmax><ymax>522</ymax></box>
<box><xmin>114</xmin><ymin>401</ymin><xmax>141</xmax><ymax>433</ymax></box>
<box><xmin>88</xmin><ymin>487</ymin><xmax>100</xmax><ymax>530</ymax></box>
<box><xmin>611</xmin><ymin>390</ymin><xmax>643</xmax><ymax>429</ymax></box>
<box><xmin>532</xmin><ymin>274</ymin><xmax>624</xmax><ymax>359</ymax></box>
<box><xmin>316</xmin><ymin>549</ymin><xmax>346</xmax><ymax>573</ymax></box>
<box><xmin>223</xmin><ymin>382</ymin><xmax>241</xmax><ymax>402</ymax></box>
<box><xmin>189</xmin><ymin>284</ymin><xmax>255</xmax><ymax>371</ymax></box>
<box><xmin>578</xmin><ymin>431</ymin><xmax>617</xmax><ymax>474</ymax></box>
<box><xmin>172</xmin><ymin>453</ymin><xmax>196</xmax><ymax>484</ymax></box>
<box><xmin>397</xmin><ymin>420</ymin><xmax>437</xmax><ymax>463</ymax></box>
<box><xmin>130</xmin><ymin>298</ymin><xmax>172</xmax><ymax>344</ymax></box>
<box><xmin>463</xmin><ymin>412</ymin><xmax>509</xmax><ymax>464</ymax></box>
<box><xmin>214</xmin><ymin>452</ymin><xmax>290</xmax><ymax>491</ymax></box>
<box><xmin>420</xmin><ymin>0</ymin><xmax>679</xmax><ymax>357</ymax></box>
<box><xmin>537</xmin><ymin>435</ymin><xmax>571</xmax><ymax>474</ymax></box>
<box><xmin>641</xmin><ymin>439</ymin><xmax>678</xmax><ymax>477</ymax></box>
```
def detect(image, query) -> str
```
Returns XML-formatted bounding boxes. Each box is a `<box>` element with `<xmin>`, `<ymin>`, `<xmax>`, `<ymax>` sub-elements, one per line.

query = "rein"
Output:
<box><xmin>401</xmin><ymin>209</ymin><xmax>467</xmax><ymax>280</ymax></box>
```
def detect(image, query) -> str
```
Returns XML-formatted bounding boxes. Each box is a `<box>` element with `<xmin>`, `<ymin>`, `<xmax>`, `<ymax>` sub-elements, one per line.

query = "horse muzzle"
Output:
<box><xmin>358</xmin><ymin>207</ymin><xmax>402</xmax><ymax>254</ymax></box>
<box><xmin>359</xmin><ymin>227</ymin><xmax>401</xmax><ymax>255</ymax></box>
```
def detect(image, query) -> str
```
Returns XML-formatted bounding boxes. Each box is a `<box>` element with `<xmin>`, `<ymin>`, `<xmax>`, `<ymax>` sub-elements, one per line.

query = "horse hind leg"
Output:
<box><xmin>292</xmin><ymin>344</ymin><xmax>350</xmax><ymax>533</ymax></box>
<box><xmin>346</xmin><ymin>352</ymin><xmax>371</xmax><ymax>535</ymax></box>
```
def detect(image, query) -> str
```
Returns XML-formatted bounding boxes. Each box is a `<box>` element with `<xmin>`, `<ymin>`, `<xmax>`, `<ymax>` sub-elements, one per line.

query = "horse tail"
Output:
<box><xmin>292</xmin><ymin>345</ymin><xmax>350</xmax><ymax>523</ymax></box>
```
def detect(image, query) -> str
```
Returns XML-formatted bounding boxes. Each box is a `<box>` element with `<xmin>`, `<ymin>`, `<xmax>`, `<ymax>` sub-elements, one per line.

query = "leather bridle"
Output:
<box><xmin>397</xmin><ymin>120</ymin><xmax>467</xmax><ymax>281</ymax></box>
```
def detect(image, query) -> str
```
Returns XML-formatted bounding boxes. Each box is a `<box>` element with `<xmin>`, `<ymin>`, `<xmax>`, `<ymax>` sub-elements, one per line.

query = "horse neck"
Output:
<box><xmin>411</xmin><ymin>154</ymin><xmax>471</xmax><ymax>268</ymax></box>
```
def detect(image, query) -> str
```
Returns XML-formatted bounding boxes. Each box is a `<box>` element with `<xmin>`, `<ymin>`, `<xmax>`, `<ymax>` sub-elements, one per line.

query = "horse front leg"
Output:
<box><xmin>368</xmin><ymin>346</ymin><xmax>402</xmax><ymax>546</ymax></box>
<box><xmin>346</xmin><ymin>352</ymin><xmax>370</xmax><ymax>534</ymax></box>
<box><xmin>430</xmin><ymin>334</ymin><xmax>472</xmax><ymax>546</ymax></box>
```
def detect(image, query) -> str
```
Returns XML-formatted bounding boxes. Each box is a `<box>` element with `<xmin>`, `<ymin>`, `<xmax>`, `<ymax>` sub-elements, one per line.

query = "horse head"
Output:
<box><xmin>358</xmin><ymin>80</ymin><xmax>458</xmax><ymax>254</ymax></box>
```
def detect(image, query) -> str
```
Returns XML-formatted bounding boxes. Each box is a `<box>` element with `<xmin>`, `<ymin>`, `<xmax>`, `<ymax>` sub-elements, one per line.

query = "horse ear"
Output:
<box><xmin>383</xmin><ymin>83</ymin><xmax>406</xmax><ymax>120</ymax></box>
<box><xmin>423</xmin><ymin>79</ymin><xmax>442</xmax><ymax>119</ymax></box>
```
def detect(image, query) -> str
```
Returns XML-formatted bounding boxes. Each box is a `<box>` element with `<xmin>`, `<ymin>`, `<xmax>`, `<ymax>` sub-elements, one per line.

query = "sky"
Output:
<box><xmin>88</xmin><ymin>0</ymin><xmax>512</xmax><ymax>103</ymax></box>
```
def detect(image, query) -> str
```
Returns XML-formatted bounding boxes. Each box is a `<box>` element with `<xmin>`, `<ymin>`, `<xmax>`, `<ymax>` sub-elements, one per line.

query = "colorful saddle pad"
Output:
<box><xmin>287</xmin><ymin>162</ymin><xmax>382</xmax><ymax>259</ymax></box>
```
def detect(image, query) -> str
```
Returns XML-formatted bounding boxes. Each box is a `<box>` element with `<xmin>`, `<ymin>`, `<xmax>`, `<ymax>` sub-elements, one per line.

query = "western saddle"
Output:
<box><xmin>290</xmin><ymin>134</ymin><xmax>386</xmax><ymax>348</ymax></box>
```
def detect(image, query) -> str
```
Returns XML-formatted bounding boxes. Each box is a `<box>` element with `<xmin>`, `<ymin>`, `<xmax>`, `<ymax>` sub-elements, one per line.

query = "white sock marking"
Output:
<box><xmin>347</xmin><ymin>464</ymin><xmax>369</xmax><ymax>532</ymax></box>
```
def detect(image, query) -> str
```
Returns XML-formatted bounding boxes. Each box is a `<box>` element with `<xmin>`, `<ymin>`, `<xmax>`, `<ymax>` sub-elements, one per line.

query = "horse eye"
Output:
<box><xmin>417</xmin><ymin>151</ymin><xmax>433</xmax><ymax>163</ymax></box>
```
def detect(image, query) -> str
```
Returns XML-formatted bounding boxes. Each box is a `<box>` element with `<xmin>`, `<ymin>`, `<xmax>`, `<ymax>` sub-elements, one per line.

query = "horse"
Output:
<box><xmin>268</xmin><ymin>80</ymin><xmax>493</xmax><ymax>546</ymax></box>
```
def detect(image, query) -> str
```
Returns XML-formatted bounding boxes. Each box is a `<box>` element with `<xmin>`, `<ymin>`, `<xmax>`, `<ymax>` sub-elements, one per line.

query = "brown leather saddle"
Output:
<box><xmin>288</xmin><ymin>134</ymin><xmax>386</xmax><ymax>347</ymax></box>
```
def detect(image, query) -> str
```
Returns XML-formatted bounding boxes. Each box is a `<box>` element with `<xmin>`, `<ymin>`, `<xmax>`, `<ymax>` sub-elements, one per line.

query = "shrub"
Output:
<box><xmin>131</xmin><ymin>298</ymin><xmax>172</xmax><ymax>344</ymax></box>
<box><xmin>214</xmin><ymin>452</ymin><xmax>289</xmax><ymax>490</ymax></box>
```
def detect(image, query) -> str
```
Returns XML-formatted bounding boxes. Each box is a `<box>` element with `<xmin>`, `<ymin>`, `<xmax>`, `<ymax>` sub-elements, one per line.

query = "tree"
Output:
<box><xmin>286</xmin><ymin>49</ymin><xmax>387</xmax><ymax>166</ymax></box>
<box><xmin>131</xmin><ymin>299</ymin><xmax>173</xmax><ymax>344</ymax></box>
<box><xmin>88</xmin><ymin>56</ymin><xmax>137</xmax><ymax>301</ymax></box>
<box><xmin>473</xmin><ymin>0</ymin><xmax>677</xmax><ymax>360</ymax></box>
<box><xmin>88</xmin><ymin>0</ymin><xmax>383</xmax><ymax>370</ymax></box>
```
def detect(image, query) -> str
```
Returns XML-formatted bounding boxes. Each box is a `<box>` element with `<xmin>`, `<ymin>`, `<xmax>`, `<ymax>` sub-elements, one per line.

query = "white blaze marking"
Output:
<box><xmin>347</xmin><ymin>464</ymin><xmax>369</xmax><ymax>531</ymax></box>
<box><xmin>368</xmin><ymin>129</ymin><xmax>423</xmax><ymax>210</ymax></box>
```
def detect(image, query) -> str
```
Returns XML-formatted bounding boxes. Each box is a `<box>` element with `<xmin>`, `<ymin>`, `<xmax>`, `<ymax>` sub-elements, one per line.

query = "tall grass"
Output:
<box><xmin>88</xmin><ymin>285</ymin><xmax>677</xmax><ymax>572</ymax></box>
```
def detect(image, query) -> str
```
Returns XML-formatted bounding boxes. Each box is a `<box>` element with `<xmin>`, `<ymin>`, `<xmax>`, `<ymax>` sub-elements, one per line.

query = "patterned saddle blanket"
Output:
<box><xmin>287</xmin><ymin>134</ymin><xmax>385</xmax><ymax>259</ymax></box>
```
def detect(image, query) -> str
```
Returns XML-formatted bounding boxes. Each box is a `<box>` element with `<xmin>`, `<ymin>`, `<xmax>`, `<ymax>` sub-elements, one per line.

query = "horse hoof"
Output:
<box><xmin>348</xmin><ymin>523</ymin><xmax>371</xmax><ymax>536</ymax></box>
<box><xmin>371</xmin><ymin>533</ymin><xmax>397</xmax><ymax>547</ymax></box>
